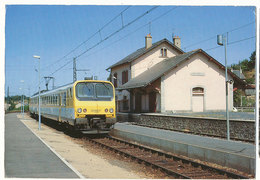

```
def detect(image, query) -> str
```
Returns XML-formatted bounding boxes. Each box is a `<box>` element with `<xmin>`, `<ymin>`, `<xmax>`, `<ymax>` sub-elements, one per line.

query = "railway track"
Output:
<box><xmin>34</xmin><ymin>116</ymin><xmax>252</xmax><ymax>179</ymax></box>
<box><xmin>84</xmin><ymin>136</ymin><xmax>250</xmax><ymax>179</ymax></box>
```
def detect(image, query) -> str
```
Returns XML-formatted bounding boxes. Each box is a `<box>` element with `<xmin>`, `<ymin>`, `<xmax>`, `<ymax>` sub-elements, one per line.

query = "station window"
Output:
<box><xmin>160</xmin><ymin>48</ymin><xmax>167</xmax><ymax>57</ymax></box>
<box><xmin>113</xmin><ymin>73</ymin><xmax>117</xmax><ymax>88</ymax></box>
<box><xmin>192</xmin><ymin>87</ymin><xmax>204</xmax><ymax>94</ymax></box>
<box><xmin>122</xmin><ymin>70</ymin><xmax>128</xmax><ymax>85</ymax></box>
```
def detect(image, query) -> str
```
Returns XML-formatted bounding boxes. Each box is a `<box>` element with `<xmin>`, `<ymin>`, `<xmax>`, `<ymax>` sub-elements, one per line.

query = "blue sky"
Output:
<box><xmin>5</xmin><ymin>5</ymin><xmax>256</xmax><ymax>97</ymax></box>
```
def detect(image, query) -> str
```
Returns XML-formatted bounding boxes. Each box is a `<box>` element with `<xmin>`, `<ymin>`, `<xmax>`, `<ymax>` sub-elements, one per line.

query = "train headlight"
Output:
<box><xmin>109</xmin><ymin>108</ymin><xmax>114</xmax><ymax>113</ymax></box>
<box><xmin>83</xmin><ymin>108</ymin><xmax>87</xmax><ymax>113</ymax></box>
<box><xmin>105</xmin><ymin>108</ymin><xmax>108</xmax><ymax>113</ymax></box>
<box><xmin>77</xmin><ymin>108</ymin><xmax>82</xmax><ymax>113</ymax></box>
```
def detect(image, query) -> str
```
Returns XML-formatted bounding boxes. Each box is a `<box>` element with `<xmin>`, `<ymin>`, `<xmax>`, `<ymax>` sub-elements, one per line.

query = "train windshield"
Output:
<box><xmin>76</xmin><ymin>82</ymin><xmax>113</xmax><ymax>101</ymax></box>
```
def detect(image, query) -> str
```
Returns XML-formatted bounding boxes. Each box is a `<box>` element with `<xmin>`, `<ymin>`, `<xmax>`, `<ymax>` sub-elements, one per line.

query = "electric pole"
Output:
<box><xmin>73</xmin><ymin>57</ymin><xmax>90</xmax><ymax>82</ymax></box>
<box><xmin>44</xmin><ymin>76</ymin><xmax>55</xmax><ymax>90</ymax></box>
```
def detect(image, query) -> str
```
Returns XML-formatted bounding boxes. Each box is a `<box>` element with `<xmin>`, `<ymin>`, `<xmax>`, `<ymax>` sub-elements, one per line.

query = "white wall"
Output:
<box><xmin>111</xmin><ymin>41</ymin><xmax>182</xmax><ymax>111</ymax></box>
<box><xmin>162</xmin><ymin>53</ymin><xmax>234</xmax><ymax>112</ymax></box>
<box><xmin>131</xmin><ymin>42</ymin><xmax>181</xmax><ymax>78</ymax></box>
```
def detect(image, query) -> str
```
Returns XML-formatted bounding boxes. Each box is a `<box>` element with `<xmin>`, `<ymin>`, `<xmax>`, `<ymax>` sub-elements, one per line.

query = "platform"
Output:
<box><xmin>110</xmin><ymin>122</ymin><xmax>256</xmax><ymax>175</ymax></box>
<box><xmin>4</xmin><ymin>113</ymin><xmax>81</xmax><ymax>178</ymax></box>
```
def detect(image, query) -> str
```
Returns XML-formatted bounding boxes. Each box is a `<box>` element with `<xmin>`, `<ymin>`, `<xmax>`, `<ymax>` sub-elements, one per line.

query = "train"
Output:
<box><xmin>29</xmin><ymin>80</ymin><xmax>116</xmax><ymax>133</ymax></box>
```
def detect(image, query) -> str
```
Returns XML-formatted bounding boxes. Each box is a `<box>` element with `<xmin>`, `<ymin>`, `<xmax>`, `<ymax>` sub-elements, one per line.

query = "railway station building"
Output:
<box><xmin>107</xmin><ymin>34</ymin><xmax>249</xmax><ymax>113</ymax></box>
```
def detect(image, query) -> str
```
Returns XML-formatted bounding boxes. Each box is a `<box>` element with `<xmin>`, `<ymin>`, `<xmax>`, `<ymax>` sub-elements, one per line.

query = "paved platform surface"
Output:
<box><xmin>4</xmin><ymin>113</ymin><xmax>80</xmax><ymax>178</ymax></box>
<box><xmin>111</xmin><ymin>122</ymin><xmax>256</xmax><ymax>174</ymax></box>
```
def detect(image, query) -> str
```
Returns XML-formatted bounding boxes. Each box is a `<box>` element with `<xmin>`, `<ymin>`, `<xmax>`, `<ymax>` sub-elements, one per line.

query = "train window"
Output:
<box><xmin>76</xmin><ymin>83</ymin><xmax>94</xmax><ymax>100</ymax></box>
<box><xmin>62</xmin><ymin>92</ymin><xmax>66</xmax><ymax>106</ymax></box>
<box><xmin>57</xmin><ymin>95</ymin><xmax>59</xmax><ymax>105</ymax></box>
<box><xmin>56</xmin><ymin>95</ymin><xmax>58</xmax><ymax>105</ymax></box>
<box><xmin>54</xmin><ymin>95</ymin><xmax>56</xmax><ymax>105</ymax></box>
<box><xmin>95</xmin><ymin>83</ymin><xmax>113</xmax><ymax>101</ymax></box>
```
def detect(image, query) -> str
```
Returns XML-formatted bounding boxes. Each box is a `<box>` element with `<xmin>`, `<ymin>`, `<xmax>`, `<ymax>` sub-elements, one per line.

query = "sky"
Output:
<box><xmin>4</xmin><ymin>5</ymin><xmax>256</xmax><ymax>97</ymax></box>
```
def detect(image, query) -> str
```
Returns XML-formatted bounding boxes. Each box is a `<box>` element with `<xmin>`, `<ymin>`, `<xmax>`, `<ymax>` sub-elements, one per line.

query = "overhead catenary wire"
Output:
<box><xmin>33</xmin><ymin>7</ymin><xmax>255</xmax><ymax>93</ymax></box>
<box><xmin>33</xmin><ymin>6</ymin><xmax>159</xmax><ymax>91</ymax></box>
<box><xmin>71</xmin><ymin>7</ymin><xmax>178</xmax><ymax>79</ymax></box>
<box><xmin>42</xmin><ymin>6</ymin><xmax>131</xmax><ymax>71</ymax></box>
<box><xmin>48</xmin><ymin>6</ymin><xmax>158</xmax><ymax>77</ymax></box>
<box><xmin>75</xmin><ymin>6</ymin><xmax>159</xmax><ymax>59</ymax></box>
<box><xmin>204</xmin><ymin>35</ymin><xmax>255</xmax><ymax>52</ymax></box>
<box><xmin>183</xmin><ymin>21</ymin><xmax>255</xmax><ymax>50</ymax></box>
<box><xmin>78</xmin><ymin>7</ymin><xmax>179</xmax><ymax>61</ymax></box>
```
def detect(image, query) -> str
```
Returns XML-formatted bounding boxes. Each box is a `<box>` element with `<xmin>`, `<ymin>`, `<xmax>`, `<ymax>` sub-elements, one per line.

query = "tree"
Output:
<box><xmin>248</xmin><ymin>51</ymin><xmax>256</xmax><ymax>70</ymax></box>
<box><xmin>240</xmin><ymin>59</ymin><xmax>250</xmax><ymax>71</ymax></box>
<box><xmin>233</xmin><ymin>89</ymin><xmax>242</xmax><ymax>107</ymax></box>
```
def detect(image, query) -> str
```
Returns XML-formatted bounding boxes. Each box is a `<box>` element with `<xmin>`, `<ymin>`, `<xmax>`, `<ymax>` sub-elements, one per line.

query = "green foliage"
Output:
<box><xmin>8</xmin><ymin>101</ymin><xmax>16</xmax><ymax>111</ymax></box>
<box><xmin>233</xmin><ymin>89</ymin><xmax>242</xmax><ymax>107</ymax></box>
<box><xmin>248</xmin><ymin>51</ymin><xmax>256</xmax><ymax>70</ymax></box>
<box><xmin>233</xmin><ymin>89</ymin><xmax>255</xmax><ymax>107</ymax></box>
<box><xmin>5</xmin><ymin>95</ymin><xmax>29</xmax><ymax>112</ymax></box>
<box><xmin>245</xmin><ymin>78</ymin><xmax>255</xmax><ymax>84</ymax></box>
<box><xmin>230</xmin><ymin>51</ymin><xmax>255</xmax><ymax>72</ymax></box>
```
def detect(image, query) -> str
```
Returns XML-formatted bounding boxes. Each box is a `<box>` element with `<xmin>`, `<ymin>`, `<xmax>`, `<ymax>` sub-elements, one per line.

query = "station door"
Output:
<box><xmin>192</xmin><ymin>87</ymin><xmax>204</xmax><ymax>112</ymax></box>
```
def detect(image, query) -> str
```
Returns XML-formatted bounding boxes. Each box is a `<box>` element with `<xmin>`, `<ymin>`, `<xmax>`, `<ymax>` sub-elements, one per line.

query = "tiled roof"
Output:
<box><xmin>232</xmin><ymin>70</ymin><xmax>246</xmax><ymax>79</ymax></box>
<box><xmin>107</xmin><ymin>38</ymin><xmax>184</xmax><ymax>70</ymax></box>
<box><xmin>117</xmin><ymin>49</ymin><xmax>248</xmax><ymax>90</ymax></box>
<box><xmin>117</xmin><ymin>49</ymin><xmax>199</xmax><ymax>90</ymax></box>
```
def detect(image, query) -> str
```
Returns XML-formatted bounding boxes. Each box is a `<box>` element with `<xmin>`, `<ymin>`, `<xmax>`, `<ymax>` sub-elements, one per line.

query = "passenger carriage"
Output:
<box><xmin>29</xmin><ymin>80</ymin><xmax>116</xmax><ymax>133</ymax></box>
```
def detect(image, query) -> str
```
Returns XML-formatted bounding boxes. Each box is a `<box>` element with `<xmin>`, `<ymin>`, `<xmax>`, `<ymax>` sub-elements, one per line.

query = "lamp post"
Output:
<box><xmin>20</xmin><ymin>80</ymin><xmax>24</xmax><ymax>118</ymax></box>
<box><xmin>33</xmin><ymin>55</ymin><xmax>41</xmax><ymax>130</ymax></box>
<box><xmin>217</xmin><ymin>34</ymin><xmax>230</xmax><ymax>140</ymax></box>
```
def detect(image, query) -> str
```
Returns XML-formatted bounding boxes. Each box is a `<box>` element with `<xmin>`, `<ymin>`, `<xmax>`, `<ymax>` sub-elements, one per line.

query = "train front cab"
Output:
<box><xmin>73</xmin><ymin>80</ymin><xmax>116</xmax><ymax>132</ymax></box>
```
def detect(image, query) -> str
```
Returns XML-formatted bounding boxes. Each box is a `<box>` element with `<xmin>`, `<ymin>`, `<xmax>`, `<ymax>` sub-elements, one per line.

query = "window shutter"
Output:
<box><xmin>125</xmin><ymin>70</ymin><xmax>128</xmax><ymax>83</ymax></box>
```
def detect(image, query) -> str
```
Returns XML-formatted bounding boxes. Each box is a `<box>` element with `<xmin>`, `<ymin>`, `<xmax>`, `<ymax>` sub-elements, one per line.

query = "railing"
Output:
<box><xmin>234</xmin><ymin>107</ymin><xmax>255</xmax><ymax>112</ymax></box>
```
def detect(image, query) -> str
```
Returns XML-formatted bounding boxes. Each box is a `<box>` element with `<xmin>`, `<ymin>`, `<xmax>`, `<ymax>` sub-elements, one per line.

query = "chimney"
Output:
<box><xmin>145</xmin><ymin>34</ymin><xmax>152</xmax><ymax>49</ymax></box>
<box><xmin>173</xmin><ymin>36</ymin><xmax>181</xmax><ymax>49</ymax></box>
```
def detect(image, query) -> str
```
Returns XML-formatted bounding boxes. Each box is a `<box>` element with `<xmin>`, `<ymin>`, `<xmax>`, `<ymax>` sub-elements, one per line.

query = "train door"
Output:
<box><xmin>58</xmin><ymin>93</ymin><xmax>62</xmax><ymax>122</ymax></box>
<box><xmin>61</xmin><ymin>92</ymin><xmax>67</xmax><ymax>121</ymax></box>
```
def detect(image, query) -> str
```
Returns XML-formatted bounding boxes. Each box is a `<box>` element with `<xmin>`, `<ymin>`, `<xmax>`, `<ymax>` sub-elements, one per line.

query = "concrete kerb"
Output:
<box><xmin>111</xmin><ymin>127</ymin><xmax>255</xmax><ymax>175</ymax></box>
<box><xmin>18</xmin><ymin>116</ymin><xmax>85</xmax><ymax>179</ymax></box>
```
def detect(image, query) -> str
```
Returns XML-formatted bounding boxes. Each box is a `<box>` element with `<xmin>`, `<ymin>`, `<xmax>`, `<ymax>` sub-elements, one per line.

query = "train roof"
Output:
<box><xmin>31</xmin><ymin>82</ymin><xmax>74</xmax><ymax>98</ymax></box>
<box><xmin>30</xmin><ymin>80</ymin><xmax>113</xmax><ymax>98</ymax></box>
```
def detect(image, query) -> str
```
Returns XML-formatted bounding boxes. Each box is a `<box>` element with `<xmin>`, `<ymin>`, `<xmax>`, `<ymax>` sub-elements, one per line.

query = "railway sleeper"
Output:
<box><xmin>90</xmin><ymin>137</ymin><xmax>250</xmax><ymax>179</ymax></box>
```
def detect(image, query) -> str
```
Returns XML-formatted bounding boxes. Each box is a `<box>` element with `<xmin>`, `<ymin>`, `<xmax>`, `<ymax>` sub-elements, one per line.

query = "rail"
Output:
<box><xmin>84</xmin><ymin>136</ymin><xmax>250</xmax><ymax>179</ymax></box>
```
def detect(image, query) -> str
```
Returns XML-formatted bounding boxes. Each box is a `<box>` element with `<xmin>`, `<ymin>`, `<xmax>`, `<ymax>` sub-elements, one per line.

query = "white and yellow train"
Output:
<box><xmin>29</xmin><ymin>80</ymin><xmax>116</xmax><ymax>133</ymax></box>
